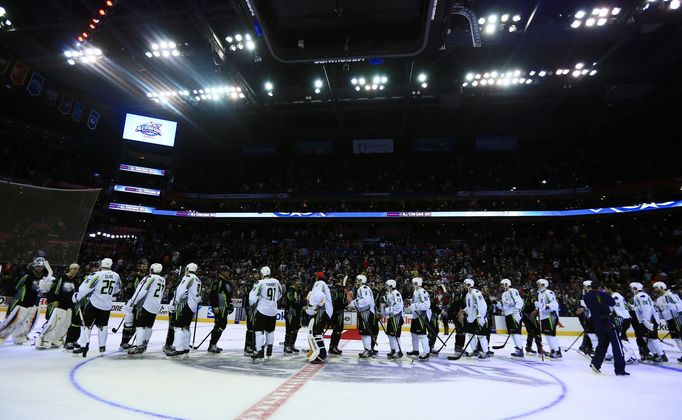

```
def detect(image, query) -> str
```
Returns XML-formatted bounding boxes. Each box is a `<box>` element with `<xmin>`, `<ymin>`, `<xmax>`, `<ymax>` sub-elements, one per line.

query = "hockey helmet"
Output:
<box><xmin>463</xmin><ymin>278</ymin><xmax>475</xmax><ymax>287</ymax></box>
<box><xmin>582</xmin><ymin>280</ymin><xmax>592</xmax><ymax>288</ymax></box>
<box><xmin>499</xmin><ymin>278</ymin><xmax>511</xmax><ymax>287</ymax></box>
<box><xmin>356</xmin><ymin>274</ymin><xmax>367</xmax><ymax>285</ymax></box>
<box><xmin>32</xmin><ymin>257</ymin><xmax>46</xmax><ymax>267</ymax></box>
<box><xmin>652</xmin><ymin>281</ymin><xmax>667</xmax><ymax>291</ymax></box>
<box><xmin>150</xmin><ymin>263</ymin><xmax>162</xmax><ymax>274</ymax></box>
<box><xmin>100</xmin><ymin>258</ymin><xmax>113</xmax><ymax>269</ymax></box>
<box><xmin>186</xmin><ymin>263</ymin><xmax>198</xmax><ymax>274</ymax></box>
<box><xmin>385</xmin><ymin>279</ymin><xmax>397</xmax><ymax>289</ymax></box>
<box><xmin>260</xmin><ymin>266</ymin><xmax>271</xmax><ymax>277</ymax></box>
<box><xmin>536</xmin><ymin>278</ymin><xmax>549</xmax><ymax>288</ymax></box>
<box><xmin>412</xmin><ymin>277</ymin><xmax>423</xmax><ymax>287</ymax></box>
<box><xmin>629</xmin><ymin>282</ymin><xmax>643</xmax><ymax>291</ymax></box>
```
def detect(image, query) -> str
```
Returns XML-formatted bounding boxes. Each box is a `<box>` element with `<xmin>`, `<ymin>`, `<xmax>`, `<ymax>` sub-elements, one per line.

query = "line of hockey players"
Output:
<box><xmin>1</xmin><ymin>257</ymin><xmax>680</xmax><ymax>366</ymax></box>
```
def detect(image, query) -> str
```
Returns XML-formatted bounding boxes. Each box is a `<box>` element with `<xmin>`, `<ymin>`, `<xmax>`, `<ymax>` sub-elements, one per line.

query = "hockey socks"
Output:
<box><xmin>547</xmin><ymin>335</ymin><xmax>560</xmax><ymax>352</ymax></box>
<box><xmin>97</xmin><ymin>327</ymin><xmax>107</xmax><ymax>348</ymax></box>
<box><xmin>512</xmin><ymin>334</ymin><xmax>524</xmax><ymax>349</ymax></box>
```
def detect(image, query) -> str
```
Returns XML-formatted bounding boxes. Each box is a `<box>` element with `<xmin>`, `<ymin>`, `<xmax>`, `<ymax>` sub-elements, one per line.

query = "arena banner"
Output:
<box><xmin>108</xmin><ymin>200</ymin><xmax>682</xmax><ymax>219</ymax></box>
<box><xmin>119</xmin><ymin>164</ymin><xmax>166</xmax><ymax>176</ymax></box>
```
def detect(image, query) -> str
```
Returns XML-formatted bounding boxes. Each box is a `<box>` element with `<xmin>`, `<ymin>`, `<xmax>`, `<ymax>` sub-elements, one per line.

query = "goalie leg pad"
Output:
<box><xmin>12</xmin><ymin>306</ymin><xmax>38</xmax><ymax>344</ymax></box>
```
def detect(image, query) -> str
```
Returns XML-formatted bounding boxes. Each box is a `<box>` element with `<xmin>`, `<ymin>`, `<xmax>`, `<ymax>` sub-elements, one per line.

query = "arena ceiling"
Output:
<box><xmin>1</xmin><ymin>0</ymin><xmax>681</xmax><ymax>142</ymax></box>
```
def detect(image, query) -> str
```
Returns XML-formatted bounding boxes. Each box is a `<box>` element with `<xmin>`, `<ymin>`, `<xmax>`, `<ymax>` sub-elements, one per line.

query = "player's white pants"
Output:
<box><xmin>173</xmin><ymin>327</ymin><xmax>191</xmax><ymax>351</ymax></box>
<box><xmin>78</xmin><ymin>325</ymin><xmax>108</xmax><ymax>348</ymax></box>
<box><xmin>36</xmin><ymin>308</ymin><xmax>71</xmax><ymax>349</ymax></box>
<box><xmin>0</xmin><ymin>306</ymin><xmax>38</xmax><ymax>345</ymax></box>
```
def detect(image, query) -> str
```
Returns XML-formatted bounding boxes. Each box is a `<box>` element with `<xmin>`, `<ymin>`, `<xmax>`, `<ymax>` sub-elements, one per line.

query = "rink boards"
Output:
<box><xmin>0</xmin><ymin>296</ymin><xmax>670</xmax><ymax>338</ymax></box>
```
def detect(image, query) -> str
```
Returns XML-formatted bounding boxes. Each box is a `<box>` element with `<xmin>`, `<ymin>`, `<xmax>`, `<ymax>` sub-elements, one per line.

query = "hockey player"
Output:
<box><xmin>249</xmin><ymin>266</ymin><xmax>283</xmax><ymax>359</ymax></box>
<box><xmin>126</xmin><ymin>263</ymin><xmax>166</xmax><ymax>355</ymax></box>
<box><xmin>497</xmin><ymin>278</ymin><xmax>525</xmax><ymax>358</ymax></box>
<box><xmin>328</xmin><ymin>275</ymin><xmax>351</xmax><ymax>355</ymax></box>
<box><xmin>407</xmin><ymin>277</ymin><xmax>431</xmax><ymax>361</ymax></box>
<box><xmin>0</xmin><ymin>257</ymin><xmax>52</xmax><ymax>345</ymax></box>
<box><xmin>383</xmin><ymin>279</ymin><xmax>404</xmax><ymax>359</ymax></box>
<box><xmin>348</xmin><ymin>274</ymin><xmax>376</xmax><ymax>358</ymax></box>
<box><xmin>283</xmin><ymin>277</ymin><xmax>303</xmax><ymax>354</ymax></box>
<box><xmin>460</xmin><ymin>278</ymin><xmax>491</xmax><ymax>360</ymax></box>
<box><xmin>64</xmin><ymin>261</ymin><xmax>97</xmax><ymax>349</ymax></box>
<box><xmin>208</xmin><ymin>265</ymin><xmax>233</xmax><ymax>353</ymax></box>
<box><xmin>576</xmin><ymin>280</ymin><xmax>599</xmax><ymax>356</ymax></box>
<box><xmin>119</xmin><ymin>259</ymin><xmax>148</xmax><ymax>350</ymax></box>
<box><xmin>604</xmin><ymin>283</ymin><xmax>638</xmax><ymax>363</ymax></box>
<box><xmin>35</xmin><ymin>263</ymin><xmax>79</xmax><ymax>349</ymax></box>
<box><xmin>167</xmin><ymin>263</ymin><xmax>201</xmax><ymax>357</ymax></box>
<box><xmin>521</xmin><ymin>285</ymin><xmax>542</xmax><ymax>355</ymax></box>
<box><xmin>242</xmin><ymin>269</ymin><xmax>259</xmax><ymax>356</ymax></box>
<box><xmin>583</xmin><ymin>280</ymin><xmax>629</xmax><ymax>376</ymax></box>
<box><xmin>447</xmin><ymin>282</ymin><xmax>467</xmax><ymax>356</ymax></box>
<box><xmin>533</xmin><ymin>278</ymin><xmax>562</xmax><ymax>359</ymax></box>
<box><xmin>575</xmin><ymin>280</ymin><xmax>598</xmax><ymax>356</ymax></box>
<box><xmin>631</xmin><ymin>282</ymin><xmax>665</xmax><ymax>362</ymax></box>
<box><xmin>72</xmin><ymin>258</ymin><xmax>121</xmax><ymax>356</ymax></box>
<box><xmin>305</xmin><ymin>273</ymin><xmax>333</xmax><ymax>364</ymax></box>
<box><xmin>426</xmin><ymin>283</ymin><xmax>443</xmax><ymax>355</ymax></box>
<box><xmin>652</xmin><ymin>281</ymin><xmax>682</xmax><ymax>363</ymax></box>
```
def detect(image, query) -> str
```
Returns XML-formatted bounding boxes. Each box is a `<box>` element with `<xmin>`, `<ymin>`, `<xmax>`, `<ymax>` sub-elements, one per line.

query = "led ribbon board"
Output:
<box><xmin>119</xmin><ymin>164</ymin><xmax>165</xmax><ymax>176</ymax></box>
<box><xmin>108</xmin><ymin>201</ymin><xmax>682</xmax><ymax>218</ymax></box>
<box><xmin>113</xmin><ymin>184</ymin><xmax>161</xmax><ymax>196</ymax></box>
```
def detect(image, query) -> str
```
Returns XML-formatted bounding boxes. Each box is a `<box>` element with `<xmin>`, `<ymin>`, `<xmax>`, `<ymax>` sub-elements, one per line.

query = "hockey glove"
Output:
<box><xmin>643</xmin><ymin>320</ymin><xmax>654</xmax><ymax>331</ymax></box>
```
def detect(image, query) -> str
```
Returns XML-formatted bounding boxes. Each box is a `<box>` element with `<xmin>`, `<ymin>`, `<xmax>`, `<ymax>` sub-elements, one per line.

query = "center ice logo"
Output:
<box><xmin>183</xmin><ymin>353</ymin><xmax>555</xmax><ymax>386</ymax></box>
<box><xmin>135</xmin><ymin>121</ymin><xmax>162</xmax><ymax>137</ymax></box>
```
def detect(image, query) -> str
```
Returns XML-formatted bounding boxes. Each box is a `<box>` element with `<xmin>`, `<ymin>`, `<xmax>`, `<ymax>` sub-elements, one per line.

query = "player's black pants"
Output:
<box><xmin>385</xmin><ymin>314</ymin><xmax>403</xmax><ymax>337</ymax></box>
<box><xmin>328</xmin><ymin>309</ymin><xmax>344</xmax><ymax>349</ymax></box>
<box><xmin>453</xmin><ymin>314</ymin><xmax>466</xmax><ymax>349</ymax></box>
<box><xmin>210</xmin><ymin>305</ymin><xmax>228</xmax><ymax>346</ymax></box>
<box><xmin>284</xmin><ymin>308</ymin><xmax>301</xmax><ymax>348</ymax></box>
<box><xmin>630</xmin><ymin>316</ymin><xmax>650</xmax><ymax>357</ymax></box>
<box><xmin>579</xmin><ymin>313</ymin><xmax>595</xmax><ymax>351</ymax></box>
<box><xmin>522</xmin><ymin>313</ymin><xmax>542</xmax><ymax>350</ymax></box>
<box><xmin>428</xmin><ymin>314</ymin><xmax>440</xmax><ymax>350</ymax></box>
<box><xmin>65</xmin><ymin>307</ymin><xmax>81</xmax><ymax>346</ymax></box>
<box><xmin>591</xmin><ymin>320</ymin><xmax>626</xmax><ymax>374</ymax></box>
<box><xmin>244</xmin><ymin>305</ymin><xmax>256</xmax><ymax>352</ymax></box>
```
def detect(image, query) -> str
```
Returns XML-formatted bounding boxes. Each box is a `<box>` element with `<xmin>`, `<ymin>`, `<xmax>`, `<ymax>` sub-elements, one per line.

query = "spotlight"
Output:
<box><xmin>168</xmin><ymin>41</ymin><xmax>176</xmax><ymax>49</ymax></box>
<box><xmin>351</xmin><ymin>78</ymin><xmax>358</xmax><ymax>85</ymax></box>
<box><xmin>538</xmin><ymin>71</ymin><xmax>546</xmax><ymax>77</ymax></box>
<box><xmin>420</xmin><ymin>82</ymin><xmax>428</xmax><ymax>89</ymax></box>
<box><xmin>575</xmin><ymin>10</ymin><xmax>586</xmax><ymax>19</ymax></box>
<box><xmin>575</xmin><ymin>63</ymin><xmax>584</xmax><ymax>70</ymax></box>
<box><xmin>98</xmin><ymin>9</ymin><xmax>106</xmax><ymax>16</ymax></box>
<box><xmin>508</xmin><ymin>25</ymin><xmax>517</xmax><ymax>32</ymax></box>
<box><xmin>512</xmin><ymin>15</ymin><xmax>521</xmax><ymax>22</ymax></box>
<box><xmin>571</xmin><ymin>20</ymin><xmax>581</xmax><ymax>29</ymax></box>
<box><xmin>585</xmin><ymin>18</ymin><xmax>595</xmax><ymax>27</ymax></box>
<box><xmin>589</xmin><ymin>69</ymin><xmax>597</xmax><ymax>76</ymax></box>
<box><xmin>314</xmin><ymin>88</ymin><xmax>321</xmax><ymax>94</ymax></box>
<box><xmin>358</xmin><ymin>77</ymin><xmax>366</xmax><ymax>85</ymax></box>
<box><xmin>597</xmin><ymin>18</ymin><xmax>607</xmax><ymax>26</ymax></box>
<box><xmin>466</xmin><ymin>73</ymin><xmax>474</xmax><ymax>81</ymax></box>
<box><xmin>64</xmin><ymin>51</ymin><xmax>73</xmax><ymax>58</ymax></box>
<box><xmin>0</xmin><ymin>7</ymin><xmax>5</xmax><ymax>17</ymax></box>
<box><xmin>478</xmin><ymin>17</ymin><xmax>486</xmax><ymax>25</ymax></box>
<box><xmin>671</xmin><ymin>0</ymin><xmax>680</xmax><ymax>9</ymax></box>
<box><xmin>226</xmin><ymin>36</ymin><xmax>233</xmax><ymax>43</ymax></box>
<box><xmin>246</xmin><ymin>40</ymin><xmax>255</xmax><ymax>50</ymax></box>
<box><xmin>372</xmin><ymin>76</ymin><xmax>380</xmax><ymax>84</ymax></box>
<box><xmin>235</xmin><ymin>34</ymin><xmax>243</xmax><ymax>42</ymax></box>
<box><xmin>572</xmin><ymin>70</ymin><xmax>581</xmax><ymax>78</ymax></box>
<box><xmin>417</xmin><ymin>73</ymin><xmax>427</xmax><ymax>82</ymax></box>
<box><xmin>265</xmin><ymin>81</ymin><xmax>273</xmax><ymax>91</ymax></box>
<box><xmin>488</xmin><ymin>15</ymin><xmax>497</xmax><ymax>23</ymax></box>
<box><xmin>151</xmin><ymin>43</ymin><xmax>159</xmax><ymax>50</ymax></box>
<box><xmin>485</xmin><ymin>24</ymin><xmax>496</xmax><ymax>34</ymax></box>
<box><xmin>314</xmin><ymin>79</ymin><xmax>323</xmax><ymax>88</ymax></box>
<box><xmin>355</xmin><ymin>86</ymin><xmax>361</xmax><ymax>91</ymax></box>
<box><xmin>501</xmin><ymin>14</ymin><xmax>509</xmax><ymax>22</ymax></box>
<box><xmin>153</xmin><ymin>51</ymin><xmax>160</xmax><ymax>57</ymax></box>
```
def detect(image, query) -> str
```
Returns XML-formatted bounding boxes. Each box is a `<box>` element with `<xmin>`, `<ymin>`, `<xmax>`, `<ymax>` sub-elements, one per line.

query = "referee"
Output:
<box><xmin>583</xmin><ymin>280</ymin><xmax>630</xmax><ymax>376</ymax></box>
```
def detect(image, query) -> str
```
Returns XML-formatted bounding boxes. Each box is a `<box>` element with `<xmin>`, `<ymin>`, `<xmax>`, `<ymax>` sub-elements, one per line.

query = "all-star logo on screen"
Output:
<box><xmin>135</xmin><ymin>121</ymin><xmax>163</xmax><ymax>137</ymax></box>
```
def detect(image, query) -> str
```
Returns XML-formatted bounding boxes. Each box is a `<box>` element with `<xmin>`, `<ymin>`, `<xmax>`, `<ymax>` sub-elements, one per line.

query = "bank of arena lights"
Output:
<box><xmin>74</xmin><ymin>0</ymin><xmax>116</xmax><ymax>43</ymax></box>
<box><xmin>313</xmin><ymin>79</ymin><xmax>324</xmax><ymax>94</ymax></box>
<box><xmin>145</xmin><ymin>41</ymin><xmax>181</xmax><ymax>58</ymax></box>
<box><xmin>89</xmin><ymin>231</ymin><xmax>137</xmax><ymax>240</ymax></box>
<box><xmin>351</xmin><ymin>75</ymin><xmax>387</xmax><ymax>92</ymax></box>
<box><xmin>0</xmin><ymin>6</ymin><xmax>12</xmax><ymax>31</ymax></box>
<box><xmin>477</xmin><ymin>13</ymin><xmax>522</xmax><ymax>34</ymax></box>
<box><xmin>417</xmin><ymin>73</ymin><xmax>428</xmax><ymax>89</ymax></box>
<box><xmin>643</xmin><ymin>0</ymin><xmax>681</xmax><ymax>11</ymax></box>
<box><xmin>225</xmin><ymin>33</ymin><xmax>255</xmax><ymax>51</ymax></box>
<box><xmin>146</xmin><ymin>86</ymin><xmax>244</xmax><ymax>104</ymax></box>
<box><xmin>64</xmin><ymin>46</ymin><xmax>104</xmax><ymax>65</ymax></box>
<box><xmin>462</xmin><ymin>62</ymin><xmax>597</xmax><ymax>89</ymax></box>
<box><xmin>570</xmin><ymin>6</ymin><xmax>621</xmax><ymax>28</ymax></box>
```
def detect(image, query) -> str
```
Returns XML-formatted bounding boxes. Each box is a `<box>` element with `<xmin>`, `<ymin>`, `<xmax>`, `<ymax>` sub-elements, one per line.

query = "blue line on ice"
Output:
<box><xmin>69</xmin><ymin>353</ymin><xmax>185</xmax><ymax>420</ymax></box>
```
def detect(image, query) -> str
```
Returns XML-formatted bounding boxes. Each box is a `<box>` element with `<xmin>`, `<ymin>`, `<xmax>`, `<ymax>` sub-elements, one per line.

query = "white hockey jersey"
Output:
<box><xmin>411</xmin><ymin>288</ymin><xmax>431</xmax><ymax>321</ymax></box>
<box><xmin>352</xmin><ymin>285</ymin><xmax>375</xmax><ymax>313</ymax></box>
<box><xmin>465</xmin><ymin>288</ymin><xmax>487</xmax><ymax>323</ymax></box>
<box><xmin>385</xmin><ymin>290</ymin><xmax>404</xmax><ymax>316</ymax></box>
<box><xmin>655</xmin><ymin>291</ymin><xmax>682</xmax><ymax>321</ymax></box>
<box><xmin>611</xmin><ymin>292</ymin><xmax>631</xmax><ymax>319</ymax></box>
<box><xmin>129</xmin><ymin>274</ymin><xmax>166</xmax><ymax>315</ymax></box>
<box><xmin>73</xmin><ymin>269</ymin><xmax>120</xmax><ymax>311</ymax></box>
<box><xmin>307</xmin><ymin>280</ymin><xmax>333</xmax><ymax>317</ymax></box>
<box><xmin>172</xmin><ymin>273</ymin><xmax>201</xmax><ymax>313</ymax></box>
<box><xmin>535</xmin><ymin>289</ymin><xmax>559</xmax><ymax>320</ymax></box>
<box><xmin>632</xmin><ymin>292</ymin><xmax>655</xmax><ymax>324</ymax></box>
<box><xmin>499</xmin><ymin>288</ymin><xmax>523</xmax><ymax>316</ymax></box>
<box><xmin>249</xmin><ymin>278</ymin><xmax>282</xmax><ymax>317</ymax></box>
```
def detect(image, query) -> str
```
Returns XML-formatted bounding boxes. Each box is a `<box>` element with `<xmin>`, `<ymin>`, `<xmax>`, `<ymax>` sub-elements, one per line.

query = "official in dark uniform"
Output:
<box><xmin>583</xmin><ymin>280</ymin><xmax>629</xmax><ymax>376</ymax></box>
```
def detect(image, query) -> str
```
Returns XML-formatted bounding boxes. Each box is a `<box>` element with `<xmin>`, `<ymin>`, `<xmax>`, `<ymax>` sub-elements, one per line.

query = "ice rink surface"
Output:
<box><xmin>1</xmin><ymin>316</ymin><xmax>680</xmax><ymax>420</ymax></box>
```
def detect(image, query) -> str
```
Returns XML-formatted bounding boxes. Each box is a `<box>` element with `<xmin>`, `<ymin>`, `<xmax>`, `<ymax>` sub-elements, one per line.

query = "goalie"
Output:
<box><xmin>35</xmin><ymin>263</ymin><xmax>80</xmax><ymax>349</ymax></box>
<box><xmin>0</xmin><ymin>257</ymin><xmax>53</xmax><ymax>345</ymax></box>
<box><xmin>305</xmin><ymin>273</ymin><xmax>333</xmax><ymax>364</ymax></box>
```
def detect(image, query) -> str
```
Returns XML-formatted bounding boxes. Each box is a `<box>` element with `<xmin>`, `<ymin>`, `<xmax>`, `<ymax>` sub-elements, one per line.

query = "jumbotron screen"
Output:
<box><xmin>122</xmin><ymin>113</ymin><xmax>178</xmax><ymax>147</ymax></box>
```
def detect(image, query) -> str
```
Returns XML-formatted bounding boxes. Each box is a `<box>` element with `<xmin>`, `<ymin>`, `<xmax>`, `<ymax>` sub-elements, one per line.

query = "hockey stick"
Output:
<box><xmin>192</xmin><ymin>330</ymin><xmax>212</xmax><ymax>350</ymax></box>
<box><xmin>378</xmin><ymin>315</ymin><xmax>402</xmax><ymax>354</ymax></box>
<box><xmin>354</xmin><ymin>300</ymin><xmax>379</xmax><ymax>353</ymax></box>
<box><xmin>447</xmin><ymin>332</ymin><xmax>477</xmax><ymax>361</ymax></box>
<box><xmin>191</xmin><ymin>308</ymin><xmax>199</xmax><ymax>348</ymax></box>
<box><xmin>413</xmin><ymin>310</ymin><xmax>449</xmax><ymax>348</ymax></box>
<box><xmin>435</xmin><ymin>329</ymin><xmax>456</xmax><ymax>353</ymax></box>
<box><xmin>492</xmin><ymin>335</ymin><xmax>511</xmax><ymax>350</ymax></box>
<box><xmin>563</xmin><ymin>331</ymin><xmax>584</xmax><ymax>352</ymax></box>
<box><xmin>536</xmin><ymin>314</ymin><xmax>545</xmax><ymax>361</ymax></box>
<box><xmin>113</xmin><ymin>276</ymin><xmax>147</xmax><ymax>333</ymax></box>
